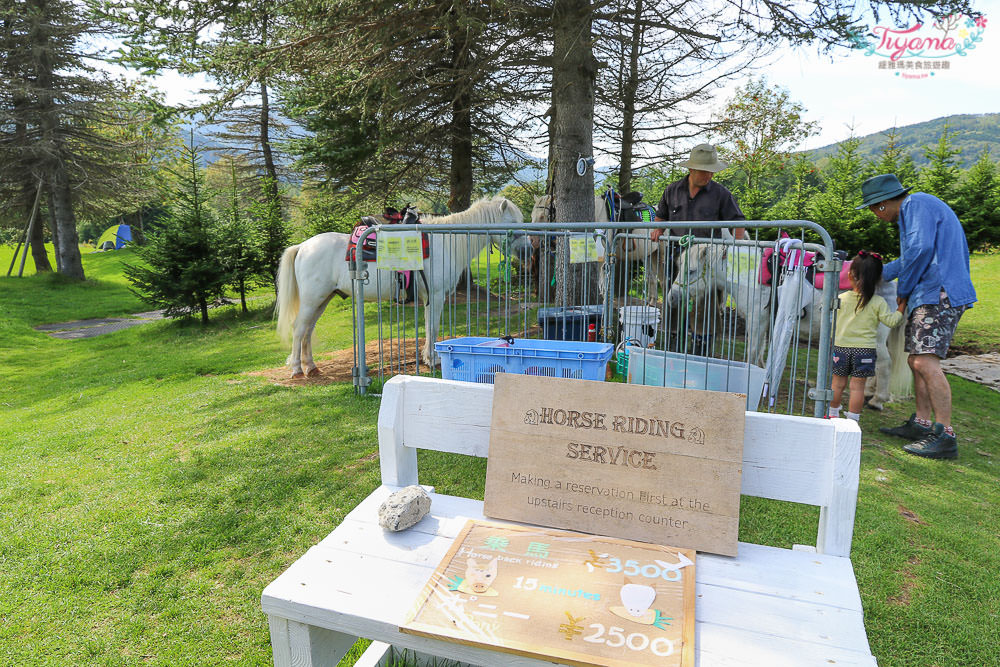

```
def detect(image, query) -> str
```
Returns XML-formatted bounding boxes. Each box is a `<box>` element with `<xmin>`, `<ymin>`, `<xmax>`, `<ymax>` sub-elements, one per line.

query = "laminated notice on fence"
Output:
<box><xmin>376</xmin><ymin>230</ymin><xmax>424</xmax><ymax>271</ymax></box>
<box><xmin>402</xmin><ymin>520</ymin><xmax>695</xmax><ymax>667</ymax></box>
<box><xmin>484</xmin><ymin>374</ymin><xmax>744</xmax><ymax>556</ymax></box>
<box><xmin>569</xmin><ymin>234</ymin><xmax>606</xmax><ymax>263</ymax></box>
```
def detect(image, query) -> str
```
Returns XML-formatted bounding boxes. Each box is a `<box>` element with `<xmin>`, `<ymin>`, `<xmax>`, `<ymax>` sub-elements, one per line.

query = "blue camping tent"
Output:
<box><xmin>96</xmin><ymin>224</ymin><xmax>132</xmax><ymax>250</ymax></box>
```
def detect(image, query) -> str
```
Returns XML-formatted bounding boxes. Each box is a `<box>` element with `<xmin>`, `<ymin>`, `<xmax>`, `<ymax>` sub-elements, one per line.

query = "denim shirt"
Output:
<box><xmin>881</xmin><ymin>192</ymin><xmax>977</xmax><ymax>316</ymax></box>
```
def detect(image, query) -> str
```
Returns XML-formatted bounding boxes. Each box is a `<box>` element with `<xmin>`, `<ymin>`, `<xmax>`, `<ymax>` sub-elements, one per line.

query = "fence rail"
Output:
<box><xmin>349</xmin><ymin>220</ymin><xmax>841</xmax><ymax>418</ymax></box>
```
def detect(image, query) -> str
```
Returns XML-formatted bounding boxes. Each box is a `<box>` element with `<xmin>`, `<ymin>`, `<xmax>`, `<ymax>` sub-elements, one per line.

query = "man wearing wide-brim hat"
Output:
<box><xmin>650</xmin><ymin>144</ymin><xmax>745</xmax><ymax>243</ymax></box>
<box><xmin>860</xmin><ymin>174</ymin><xmax>977</xmax><ymax>460</ymax></box>
<box><xmin>649</xmin><ymin>144</ymin><xmax>745</xmax><ymax>357</ymax></box>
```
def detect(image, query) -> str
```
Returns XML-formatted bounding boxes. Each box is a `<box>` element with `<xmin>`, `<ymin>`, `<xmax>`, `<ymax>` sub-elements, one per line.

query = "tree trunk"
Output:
<box><xmin>448</xmin><ymin>14</ymin><xmax>473</xmax><ymax>213</ymax></box>
<box><xmin>448</xmin><ymin>94</ymin><xmax>473</xmax><ymax>213</ymax></box>
<box><xmin>618</xmin><ymin>0</ymin><xmax>643</xmax><ymax>193</ymax></box>
<box><xmin>199</xmin><ymin>296</ymin><xmax>210</xmax><ymax>324</ymax></box>
<box><xmin>49</xmin><ymin>166</ymin><xmax>84</xmax><ymax>279</ymax></box>
<box><xmin>46</xmin><ymin>187</ymin><xmax>62</xmax><ymax>273</ymax></box>
<box><xmin>552</xmin><ymin>0</ymin><xmax>597</xmax><ymax>307</ymax></box>
<box><xmin>131</xmin><ymin>209</ymin><xmax>147</xmax><ymax>245</ymax></box>
<box><xmin>259</xmin><ymin>76</ymin><xmax>279</xmax><ymax>204</ymax></box>
<box><xmin>29</xmin><ymin>205</ymin><xmax>51</xmax><ymax>272</ymax></box>
<box><xmin>30</xmin><ymin>0</ymin><xmax>84</xmax><ymax>279</ymax></box>
<box><xmin>258</xmin><ymin>13</ymin><xmax>280</xmax><ymax>207</ymax></box>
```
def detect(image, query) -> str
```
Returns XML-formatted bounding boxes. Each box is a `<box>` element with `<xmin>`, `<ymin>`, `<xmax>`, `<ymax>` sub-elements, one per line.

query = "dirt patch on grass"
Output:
<box><xmin>888</xmin><ymin>554</ymin><xmax>922</xmax><ymax>606</ymax></box>
<box><xmin>898</xmin><ymin>505</ymin><xmax>928</xmax><ymax>525</ymax></box>
<box><xmin>248</xmin><ymin>338</ymin><xmax>428</xmax><ymax>386</ymax></box>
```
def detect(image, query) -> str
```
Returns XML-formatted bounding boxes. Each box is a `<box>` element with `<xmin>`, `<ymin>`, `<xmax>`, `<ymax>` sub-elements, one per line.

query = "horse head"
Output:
<box><xmin>666</xmin><ymin>244</ymin><xmax>728</xmax><ymax>309</ymax></box>
<box><xmin>531</xmin><ymin>195</ymin><xmax>553</xmax><ymax>224</ymax></box>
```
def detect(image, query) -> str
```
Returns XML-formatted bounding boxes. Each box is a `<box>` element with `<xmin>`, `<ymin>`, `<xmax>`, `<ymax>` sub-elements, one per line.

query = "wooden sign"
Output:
<box><xmin>484</xmin><ymin>374</ymin><xmax>744</xmax><ymax>556</ymax></box>
<box><xmin>402</xmin><ymin>520</ymin><xmax>695</xmax><ymax>667</ymax></box>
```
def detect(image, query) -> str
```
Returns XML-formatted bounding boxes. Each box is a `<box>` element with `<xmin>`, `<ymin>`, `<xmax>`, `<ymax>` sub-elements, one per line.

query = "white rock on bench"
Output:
<box><xmin>378</xmin><ymin>485</ymin><xmax>431</xmax><ymax>531</ymax></box>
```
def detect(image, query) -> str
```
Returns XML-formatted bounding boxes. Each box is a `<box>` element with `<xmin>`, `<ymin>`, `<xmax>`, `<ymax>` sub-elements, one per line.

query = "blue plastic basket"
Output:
<box><xmin>435</xmin><ymin>337</ymin><xmax>614</xmax><ymax>384</ymax></box>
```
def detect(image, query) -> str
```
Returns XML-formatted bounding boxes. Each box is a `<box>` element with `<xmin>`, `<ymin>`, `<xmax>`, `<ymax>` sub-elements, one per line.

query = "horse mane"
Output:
<box><xmin>422</xmin><ymin>197</ymin><xmax>522</xmax><ymax>294</ymax></box>
<box><xmin>424</xmin><ymin>197</ymin><xmax>516</xmax><ymax>226</ymax></box>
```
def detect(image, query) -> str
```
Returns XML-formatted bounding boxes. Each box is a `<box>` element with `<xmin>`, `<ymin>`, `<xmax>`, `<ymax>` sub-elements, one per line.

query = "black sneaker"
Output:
<box><xmin>903</xmin><ymin>423</ymin><xmax>958</xmax><ymax>460</ymax></box>
<box><xmin>879</xmin><ymin>413</ymin><xmax>931</xmax><ymax>441</ymax></box>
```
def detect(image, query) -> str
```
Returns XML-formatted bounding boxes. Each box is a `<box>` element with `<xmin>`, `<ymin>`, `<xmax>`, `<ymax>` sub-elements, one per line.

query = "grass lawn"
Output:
<box><xmin>1</xmin><ymin>248</ymin><xmax>997</xmax><ymax>666</ymax></box>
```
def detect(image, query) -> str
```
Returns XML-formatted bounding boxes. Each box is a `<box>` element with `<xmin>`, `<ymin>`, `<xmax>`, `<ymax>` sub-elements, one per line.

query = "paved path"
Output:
<box><xmin>942</xmin><ymin>352</ymin><xmax>1000</xmax><ymax>393</ymax></box>
<box><xmin>34</xmin><ymin>311</ymin><xmax>165</xmax><ymax>339</ymax></box>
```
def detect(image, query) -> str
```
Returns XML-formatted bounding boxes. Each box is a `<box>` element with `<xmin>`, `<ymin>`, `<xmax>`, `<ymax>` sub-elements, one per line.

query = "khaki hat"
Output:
<box><xmin>680</xmin><ymin>143</ymin><xmax>728</xmax><ymax>172</ymax></box>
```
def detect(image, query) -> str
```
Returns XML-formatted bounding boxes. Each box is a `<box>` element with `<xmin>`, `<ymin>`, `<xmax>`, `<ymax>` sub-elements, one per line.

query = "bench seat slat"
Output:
<box><xmin>339</xmin><ymin>486</ymin><xmax>864</xmax><ymax>611</ymax></box>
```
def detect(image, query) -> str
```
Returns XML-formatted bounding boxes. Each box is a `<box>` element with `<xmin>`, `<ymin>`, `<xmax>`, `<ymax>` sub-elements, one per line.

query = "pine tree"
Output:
<box><xmin>807</xmin><ymin>136</ymin><xmax>876</xmax><ymax>255</ymax></box>
<box><xmin>873</xmin><ymin>127</ymin><xmax>918</xmax><ymax>189</ymax></box>
<box><xmin>124</xmin><ymin>143</ymin><xmax>230</xmax><ymax>324</ymax></box>
<box><xmin>250</xmin><ymin>177</ymin><xmax>290</xmax><ymax>294</ymax></box>
<box><xmin>919</xmin><ymin>125</ymin><xmax>962</xmax><ymax>206</ymax></box>
<box><xmin>766</xmin><ymin>153</ymin><xmax>819</xmax><ymax>224</ymax></box>
<box><xmin>953</xmin><ymin>151</ymin><xmax>1000</xmax><ymax>251</ymax></box>
<box><xmin>216</xmin><ymin>157</ymin><xmax>259</xmax><ymax>313</ymax></box>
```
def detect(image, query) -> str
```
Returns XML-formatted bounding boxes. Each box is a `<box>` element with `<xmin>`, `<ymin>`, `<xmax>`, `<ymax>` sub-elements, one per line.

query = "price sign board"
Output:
<box><xmin>569</xmin><ymin>234</ymin><xmax>606</xmax><ymax>263</ymax></box>
<box><xmin>376</xmin><ymin>230</ymin><xmax>425</xmax><ymax>271</ymax></box>
<box><xmin>402</xmin><ymin>520</ymin><xmax>695</xmax><ymax>667</ymax></box>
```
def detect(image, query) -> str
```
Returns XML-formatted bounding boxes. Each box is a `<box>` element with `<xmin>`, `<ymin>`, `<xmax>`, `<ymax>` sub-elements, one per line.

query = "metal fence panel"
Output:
<box><xmin>350</xmin><ymin>220</ymin><xmax>840</xmax><ymax>418</ymax></box>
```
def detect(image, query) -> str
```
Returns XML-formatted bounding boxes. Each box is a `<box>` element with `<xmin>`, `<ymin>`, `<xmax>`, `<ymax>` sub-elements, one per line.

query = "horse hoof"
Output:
<box><xmin>307</xmin><ymin>367</ymin><xmax>321</xmax><ymax>377</ymax></box>
<box><xmin>291</xmin><ymin>371</ymin><xmax>305</xmax><ymax>379</ymax></box>
<box><xmin>865</xmin><ymin>401</ymin><xmax>883</xmax><ymax>411</ymax></box>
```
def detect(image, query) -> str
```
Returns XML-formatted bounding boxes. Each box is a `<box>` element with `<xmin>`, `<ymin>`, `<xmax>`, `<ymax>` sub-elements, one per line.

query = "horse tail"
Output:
<box><xmin>275</xmin><ymin>244</ymin><xmax>300</xmax><ymax>345</ymax></box>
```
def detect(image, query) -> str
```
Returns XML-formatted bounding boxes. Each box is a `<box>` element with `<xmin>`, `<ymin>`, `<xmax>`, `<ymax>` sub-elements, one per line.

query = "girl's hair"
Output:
<box><xmin>850</xmin><ymin>250</ymin><xmax>883</xmax><ymax>312</ymax></box>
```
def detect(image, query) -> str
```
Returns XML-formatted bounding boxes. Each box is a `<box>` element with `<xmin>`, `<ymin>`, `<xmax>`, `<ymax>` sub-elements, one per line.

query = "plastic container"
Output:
<box><xmin>436</xmin><ymin>337</ymin><xmax>614</xmax><ymax>385</ymax></box>
<box><xmin>625</xmin><ymin>346</ymin><xmax>766</xmax><ymax>411</ymax></box>
<box><xmin>618</xmin><ymin>306</ymin><xmax>661</xmax><ymax>348</ymax></box>
<box><xmin>537</xmin><ymin>305</ymin><xmax>604</xmax><ymax>341</ymax></box>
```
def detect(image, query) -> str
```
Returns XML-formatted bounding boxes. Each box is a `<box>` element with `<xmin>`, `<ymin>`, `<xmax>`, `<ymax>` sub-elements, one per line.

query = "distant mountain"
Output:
<box><xmin>807</xmin><ymin>113</ymin><xmax>1000</xmax><ymax>168</ymax></box>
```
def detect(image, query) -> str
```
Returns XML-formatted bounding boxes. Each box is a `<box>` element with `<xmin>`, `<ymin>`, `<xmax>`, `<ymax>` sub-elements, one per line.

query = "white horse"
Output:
<box><xmin>665</xmin><ymin>243</ymin><xmax>907</xmax><ymax>408</ymax></box>
<box><xmin>276</xmin><ymin>197</ymin><xmax>523</xmax><ymax>377</ymax></box>
<box><xmin>665</xmin><ymin>244</ymin><xmax>771</xmax><ymax>365</ymax></box>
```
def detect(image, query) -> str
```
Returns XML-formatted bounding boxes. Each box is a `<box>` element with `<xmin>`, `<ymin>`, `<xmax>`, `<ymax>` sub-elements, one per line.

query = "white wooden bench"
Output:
<box><xmin>262</xmin><ymin>375</ymin><xmax>876</xmax><ymax>666</ymax></box>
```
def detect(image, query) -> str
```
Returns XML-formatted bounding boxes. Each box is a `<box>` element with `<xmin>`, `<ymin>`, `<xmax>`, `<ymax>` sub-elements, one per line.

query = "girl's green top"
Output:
<box><xmin>835</xmin><ymin>291</ymin><xmax>904</xmax><ymax>348</ymax></box>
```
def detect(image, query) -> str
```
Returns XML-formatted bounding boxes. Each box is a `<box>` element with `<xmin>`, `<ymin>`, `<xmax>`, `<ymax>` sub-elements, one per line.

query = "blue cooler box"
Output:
<box><xmin>436</xmin><ymin>337</ymin><xmax>614</xmax><ymax>384</ymax></box>
<box><xmin>537</xmin><ymin>305</ymin><xmax>604</xmax><ymax>341</ymax></box>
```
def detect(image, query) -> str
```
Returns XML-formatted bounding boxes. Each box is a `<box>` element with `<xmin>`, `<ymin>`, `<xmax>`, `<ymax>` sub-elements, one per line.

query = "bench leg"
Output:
<box><xmin>355</xmin><ymin>642</ymin><xmax>479</xmax><ymax>667</ymax></box>
<box><xmin>268</xmin><ymin>615</ymin><xmax>357</xmax><ymax>667</ymax></box>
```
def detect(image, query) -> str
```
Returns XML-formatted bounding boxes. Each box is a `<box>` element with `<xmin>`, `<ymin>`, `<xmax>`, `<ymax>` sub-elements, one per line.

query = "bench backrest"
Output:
<box><xmin>377</xmin><ymin>375</ymin><xmax>861</xmax><ymax>557</ymax></box>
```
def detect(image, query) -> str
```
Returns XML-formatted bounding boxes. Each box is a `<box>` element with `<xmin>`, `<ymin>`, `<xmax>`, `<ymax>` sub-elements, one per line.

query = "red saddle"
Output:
<box><xmin>345</xmin><ymin>209</ymin><xmax>430</xmax><ymax>263</ymax></box>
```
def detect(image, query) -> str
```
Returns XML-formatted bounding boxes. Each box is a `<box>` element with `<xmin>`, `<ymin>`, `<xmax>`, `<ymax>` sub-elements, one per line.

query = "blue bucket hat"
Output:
<box><xmin>856</xmin><ymin>174</ymin><xmax>912</xmax><ymax>209</ymax></box>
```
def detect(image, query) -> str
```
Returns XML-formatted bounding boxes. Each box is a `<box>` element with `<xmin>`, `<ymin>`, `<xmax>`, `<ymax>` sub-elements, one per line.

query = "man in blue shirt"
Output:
<box><xmin>858</xmin><ymin>174</ymin><xmax>977</xmax><ymax>459</ymax></box>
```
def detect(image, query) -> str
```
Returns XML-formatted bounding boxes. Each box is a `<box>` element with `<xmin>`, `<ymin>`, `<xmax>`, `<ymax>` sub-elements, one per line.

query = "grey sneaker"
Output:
<box><xmin>879</xmin><ymin>413</ymin><xmax>931</xmax><ymax>441</ymax></box>
<box><xmin>903</xmin><ymin>423</ymin><xmax>958</xmax><ymax>460</ymax></box>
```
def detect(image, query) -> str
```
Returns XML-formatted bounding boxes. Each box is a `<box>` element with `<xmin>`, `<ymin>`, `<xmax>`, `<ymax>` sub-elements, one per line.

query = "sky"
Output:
<box><xmin>142</xmin><ymin>4</ymin><xmax>999</xmax><ymax>153</ymax></box>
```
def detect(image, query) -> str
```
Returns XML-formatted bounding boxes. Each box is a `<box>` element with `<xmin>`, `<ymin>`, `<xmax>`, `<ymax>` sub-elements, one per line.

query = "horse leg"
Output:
<box><xmin>302</xmin><ymin>293</ymin><xmax>335</xmax><ymax>377</ymax></box>
<box><xmin>288</xmin><ymin>319</ymin><xmax>306</xmax><ymax>379</ymax></box>
<box><xmin>865</xmin><ymin>324</ymin><xmax>891</xmax><ymax>410</ymax></box>
<box><xmin>422</xmin><ymin>289</ymin><xmax>446</xmax><ymax>368</ymax></box>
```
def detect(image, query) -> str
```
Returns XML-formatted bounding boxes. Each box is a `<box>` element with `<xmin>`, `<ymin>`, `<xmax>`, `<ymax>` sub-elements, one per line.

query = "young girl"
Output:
<box><xmin>829</xmin><ymin>251</ymin><xmax>905</xmax><ymax>422</ymax></box>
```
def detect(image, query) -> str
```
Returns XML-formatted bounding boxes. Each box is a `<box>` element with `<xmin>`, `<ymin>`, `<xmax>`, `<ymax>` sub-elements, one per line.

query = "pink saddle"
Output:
<box><xmin>760</xmin><ymin>247</ymin><xmax>852</xmax><ymax>291</ymax></box>
<box><xmin>813</xmin><ymin>259</ymin><xmax>852</xmax><ymax>291</ymax></box>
